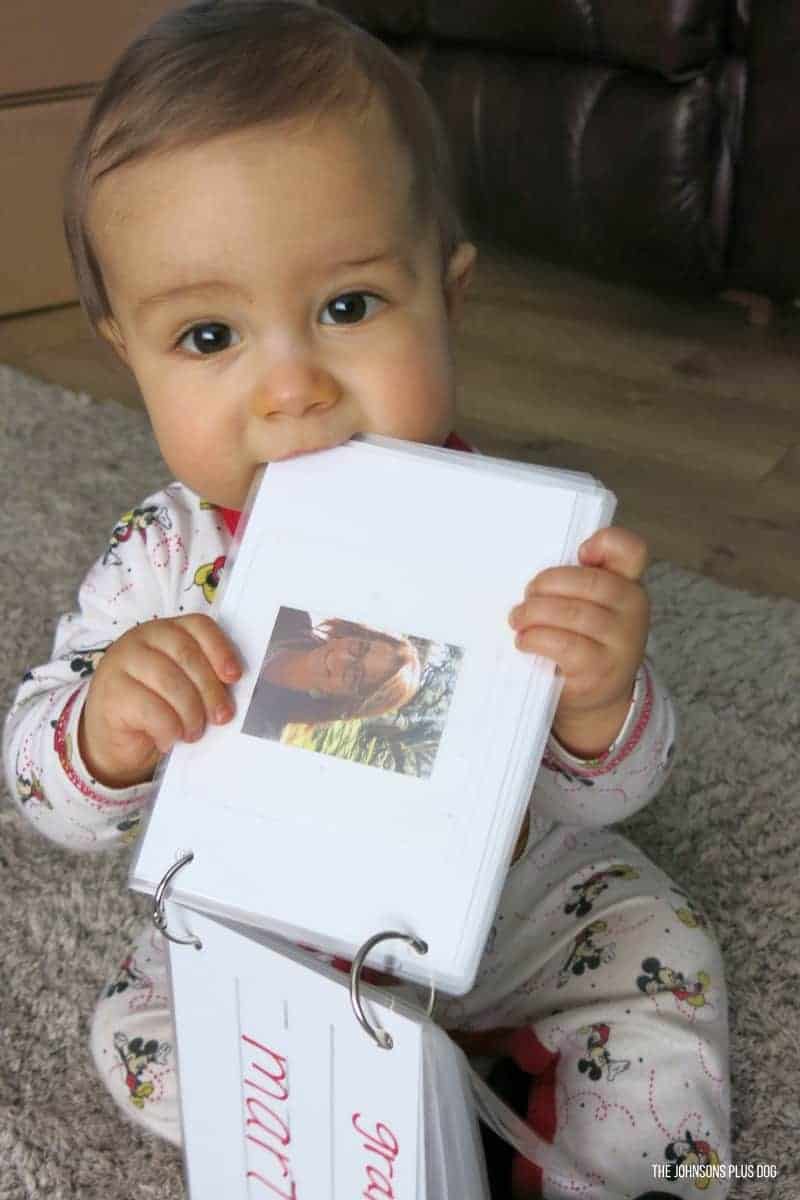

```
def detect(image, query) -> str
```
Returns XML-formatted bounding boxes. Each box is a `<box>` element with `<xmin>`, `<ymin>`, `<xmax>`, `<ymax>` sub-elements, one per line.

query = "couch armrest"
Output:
<box><xmin>728</xmin><ymin>1</ymin><xmax>800</xmax><ymax>298</ymax></box>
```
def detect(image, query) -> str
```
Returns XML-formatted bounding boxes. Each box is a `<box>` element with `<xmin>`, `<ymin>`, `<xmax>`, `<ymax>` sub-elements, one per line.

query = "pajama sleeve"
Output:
<box><xmin>2</xmin><ymin>484</ymin><xmax>227</xmax><ymax>852</ymax></box>
<box><xmin>530</xmin><ymin>658</ymin><xmax>677</xmax><ymax>827</ymax></box>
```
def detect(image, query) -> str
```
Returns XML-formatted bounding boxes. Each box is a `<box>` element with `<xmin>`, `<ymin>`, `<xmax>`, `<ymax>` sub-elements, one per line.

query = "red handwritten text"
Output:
<box><xmin>352</xmin><ymin>1113</ymin><xmax>400</xmax><ymax>1199</ymax></box>
<box><xmin>242</xmin><ymin>1033</ymin><xmax>296</xmax><ymax>1199</ymax></box>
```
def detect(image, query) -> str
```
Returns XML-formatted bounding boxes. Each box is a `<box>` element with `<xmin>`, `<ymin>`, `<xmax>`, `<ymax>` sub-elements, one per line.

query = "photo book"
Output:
<box><xmin>131</xmin><ymin>435</ymin><xmax>616</xmax><ymax>994</ymax></box>
<box><xmin>163</xmin><ymin>904</ymin><xmax>493</xmax><ymax>1200</ymax></box>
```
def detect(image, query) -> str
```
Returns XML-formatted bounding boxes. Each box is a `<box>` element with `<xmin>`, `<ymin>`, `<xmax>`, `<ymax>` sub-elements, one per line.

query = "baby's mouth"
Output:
<box><xmin>263</xmin><ymin>422</ymin><xmax>359</xmax><ymax>463</ymax></box>
<box><xmin>276</xmin><ymin>442</ymin><xmax>343</xmax><ymax>461</ymax></box>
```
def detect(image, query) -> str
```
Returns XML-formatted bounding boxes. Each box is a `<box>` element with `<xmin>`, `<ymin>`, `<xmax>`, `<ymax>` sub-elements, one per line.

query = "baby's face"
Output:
<box><xmin>90</xmin><ymin>104</ymin><xmax>474</xmax><ymax>508</ymax></box>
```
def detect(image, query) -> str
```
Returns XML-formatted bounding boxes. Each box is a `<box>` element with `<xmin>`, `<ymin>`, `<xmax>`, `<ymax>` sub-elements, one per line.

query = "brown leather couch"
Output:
<box><xmin>328</xmin><ymin>0</ymin><xmax>800</xmax><ymax>300</ymax></box>
<box><xmin>1</xmin><ymin>1</ymin><xmax>797</xmax><ymax>317</ymax></box>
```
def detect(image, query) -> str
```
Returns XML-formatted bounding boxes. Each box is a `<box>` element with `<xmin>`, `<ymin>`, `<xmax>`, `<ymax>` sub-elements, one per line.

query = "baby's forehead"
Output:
<box><xmin>96</xmin><ymin>94</ymin><xmax>407</xmax><ymax>191</ymax></box>
<box><xmin>90</xmin><ymin>101</ymin><xmax>417</xmax><ymax>242</ymax></box>
<box><xmin>88</xmin><ymin>110</ymin><xmax>430</xmax><ymax>313</ymax></box>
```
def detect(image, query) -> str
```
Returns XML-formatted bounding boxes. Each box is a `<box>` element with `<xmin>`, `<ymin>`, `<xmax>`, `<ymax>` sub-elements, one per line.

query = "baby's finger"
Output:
<box><xmin>112</xmin><ymin>673</ymin><xmax>186</xmax><ymax>756</ymax></box>
<box><xmin>520</xmin><ymin>565</ymin><xmax>626</xmax><ymax>611</ymax></box>
<box><xmin>177</xmin><ymin>613</ymin><xmax>242</xmax><ymax>682</ymax></box>
<box><xmin>134</xmin><ymin>629</ymin><xmax>234</xmax><ymax>736</ymax></box>
<box><xmin>578</xmin><ymin>527</ymin><xmax>649</xmax><ymax>581</ymax></box>
<box><xmin>513</xmin><ymin>624</ymin><xmax>608</xmax><ymax>686</ymax></box>
<box><xmin>509</xmin><ymin>594</ymin><xmax>617</xmax><ymax>646</ymax></box>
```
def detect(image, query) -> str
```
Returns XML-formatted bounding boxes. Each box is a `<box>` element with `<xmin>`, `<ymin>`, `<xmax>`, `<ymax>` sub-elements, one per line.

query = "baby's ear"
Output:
<box><xmin>97</xmin><ymin>316</ymin><xmax>130</xmax><ymax>366</ymax></box>
<box><xmin>444</xmin><ymin>241</ymin><xmax>477</xmax><ymax>323</ymax></box>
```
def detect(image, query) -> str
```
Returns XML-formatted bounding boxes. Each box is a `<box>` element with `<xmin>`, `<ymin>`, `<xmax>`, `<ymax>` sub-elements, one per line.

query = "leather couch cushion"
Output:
<box><xmin>729</xmin><ymin>0</ymin><xmax>751</xmax><ymax>54</ymax></box>
<box><xmin>323</xmin><ymin>0</ymin><xmax>424</xmax><ymax>37</ymax></box>
<box><xmin>329</xmin><ymin>0</ymin><xmax>727</xmax><ymax>79</ymax></box>
<box><xmin>423</xmin><ymin>50</ymin><xmax>732</xmax><ymax>288</ymax></box>
<box><xmin>427</xmin><ymin>0</ymin><xmax>727</xmax><ymax>78</ymax></box>
<box><xmin>728</xmin><ymin>0</ymin><xmax>800</xmax><ymax>297</ymax></box>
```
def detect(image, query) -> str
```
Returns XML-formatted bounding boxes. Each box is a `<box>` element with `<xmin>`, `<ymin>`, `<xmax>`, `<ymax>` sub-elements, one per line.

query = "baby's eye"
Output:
<box><xmin>320</xmin><ymin>292</ymin><xmax>383</xmax><ymax>326</ymax></box>
<box><xmin>177</xmin><ymin>322</ymin><xmax>240</xmax><ymax>355</ymax></box>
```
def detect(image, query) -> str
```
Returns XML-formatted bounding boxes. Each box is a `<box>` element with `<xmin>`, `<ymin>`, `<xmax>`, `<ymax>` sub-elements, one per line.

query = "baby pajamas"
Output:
<box><xmin>3</xmin><ymin>482</ymin><xmax>730</xmax><ymax>1198</ymax></box>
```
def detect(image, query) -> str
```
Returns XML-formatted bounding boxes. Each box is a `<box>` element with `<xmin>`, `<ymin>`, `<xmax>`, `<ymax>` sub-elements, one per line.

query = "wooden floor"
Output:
<box><xmin>2</xmin><ymin>247</ymin><xmax>799</xmax><ymax>599</ymax></box>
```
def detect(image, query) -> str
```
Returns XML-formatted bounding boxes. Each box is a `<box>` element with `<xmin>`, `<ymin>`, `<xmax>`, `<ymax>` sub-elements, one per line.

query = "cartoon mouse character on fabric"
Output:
<box><xmin>664</xmin><ymin>1130</ymin><xmax>721</xmax><ymax>1189</ymax></box>
<box><xmin>557</xmin><ymin>920</ymin><xmax>617</xmax><ymax>988</ymax></box>
<box><xmin>113</xmin><ymin>1031</ymin><xmax>171</xmax><ymax>1109</ymax></box>
<box><xmin>192</xmin><ymin>555</ymin><xmax>226</xmax><ymax>604</ymax></box>
<box><xmin>565</xmin><ymin>864</ymin><xmax>641</xmax><ymax>918</ymax></box>
<box><xmin>636</xmin><ymin>957</ymin><xmax>711</xmax><ymax>1008</ymax></box>
<box><xmin>576</xmin><ymin>1022</ymin><xmax>631</xmax><ymax>1082</ymax></box>
<box><xmin>103</xmin><ymin>504</ymin><xmax>171</xmax><ymax>566</ymax></box>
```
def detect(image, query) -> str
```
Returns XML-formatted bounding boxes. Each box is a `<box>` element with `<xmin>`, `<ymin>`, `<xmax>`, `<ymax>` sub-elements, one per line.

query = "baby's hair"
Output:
<box><xmin>63</xmin><ymin>0</ymin><xmax>465</xmax><ymax>327</ymax></box>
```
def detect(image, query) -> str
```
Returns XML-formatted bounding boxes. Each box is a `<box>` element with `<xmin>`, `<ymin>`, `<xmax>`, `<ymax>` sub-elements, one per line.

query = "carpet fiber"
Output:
<box><xmin>1</xmin><ymin>364</ymin><xmax>797</xmax><ymax>1199</ymax></box>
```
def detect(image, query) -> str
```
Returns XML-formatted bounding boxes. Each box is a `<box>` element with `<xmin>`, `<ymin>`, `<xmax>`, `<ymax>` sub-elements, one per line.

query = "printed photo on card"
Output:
<box><xmin>241</xmin><ymin>606</ymin><xmax>464</xmax><ymax>779</ymax></box>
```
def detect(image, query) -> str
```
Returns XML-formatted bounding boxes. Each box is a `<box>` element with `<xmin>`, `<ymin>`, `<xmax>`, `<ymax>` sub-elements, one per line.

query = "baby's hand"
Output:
<box><xmin>79</xmin><ymin>614</ymin><xmax>242</xmax><ymax>788</ymax></box>
<box><xmin>509</xmin><ymin>527</ymin><xmax>649</xmax><ymax>758</ymax></box>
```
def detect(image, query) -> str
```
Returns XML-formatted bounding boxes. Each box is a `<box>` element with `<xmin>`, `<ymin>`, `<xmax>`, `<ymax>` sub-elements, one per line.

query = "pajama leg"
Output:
<box><xmin>438</xmin><ymin>826</ymin><xmax>731</xmax><ymax>1200</ymax></box>
<box><xmin>89</xmin><ymin>920</ymin><xmax>182</xmax><ymax>1146</ymax></box>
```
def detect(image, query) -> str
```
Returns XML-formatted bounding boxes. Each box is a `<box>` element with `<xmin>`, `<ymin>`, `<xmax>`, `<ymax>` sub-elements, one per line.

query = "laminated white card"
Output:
<box><xmin>165</xmin><ymin>905</ymin><xmax>493</xmax><ymax>1200</ymax></box>
<box><xmin>132</xmin><ymin>436</ymin><xmax>616</xmax><ymax>993</ymax></box>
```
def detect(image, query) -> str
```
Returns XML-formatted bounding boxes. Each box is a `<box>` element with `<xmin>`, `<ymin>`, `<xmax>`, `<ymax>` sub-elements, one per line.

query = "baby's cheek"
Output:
<box><xmin>384</xmin><ymin>375</ymin><xmax>454</xmax><ymax>442</ymax></box>
<box><xmin>366</xmin><ymin>327</ymin><xmax>454</xmax><ymax>441</ymax></box>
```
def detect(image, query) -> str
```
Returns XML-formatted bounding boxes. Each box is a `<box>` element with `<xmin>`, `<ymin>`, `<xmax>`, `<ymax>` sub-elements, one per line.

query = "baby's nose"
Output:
<box><xmin>251</xmin><ymin>361</ymin><xmax>340</xmax><ymax>419</ymax></box>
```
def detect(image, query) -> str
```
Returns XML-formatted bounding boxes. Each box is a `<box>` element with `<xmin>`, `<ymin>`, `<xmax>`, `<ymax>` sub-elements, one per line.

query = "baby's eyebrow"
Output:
<box><xmin>333</xmin><ymin>249</ymin><xmax>417</xmax><ymax>281</ymax></box>
<box><xmin>135</xmin><ymin>251</ymin><xmax>415</xmax><ymax>318</ymax></box>
<box><xmin>136</xmin><ymin>280</ymin><xmax>252</xmax><ymax>316</ymax></box>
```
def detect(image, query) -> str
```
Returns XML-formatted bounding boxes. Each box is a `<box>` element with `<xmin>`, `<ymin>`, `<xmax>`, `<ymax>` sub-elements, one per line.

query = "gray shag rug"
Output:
<box><xmin>0</xmin><ymin>364</ymin><xmax>797</xmax><ymax>1199</ymax></box>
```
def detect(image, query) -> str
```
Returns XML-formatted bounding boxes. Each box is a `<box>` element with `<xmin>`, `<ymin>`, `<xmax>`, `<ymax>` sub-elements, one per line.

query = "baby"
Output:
<box><xmin>3</xmin><ymin>3</ymin><xmax>730</xmax><ymax>1197</ymax></box>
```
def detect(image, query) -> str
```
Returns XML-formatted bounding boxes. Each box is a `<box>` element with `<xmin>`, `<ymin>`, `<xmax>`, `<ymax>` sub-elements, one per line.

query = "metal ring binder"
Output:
<box><xmin>152</xmin><ymin>852</ymin><xmax>202</xmax><ymax>949</ymax></box>
<box><xmin>349</xmin><ymin>930</ymin><xmax>431</xmax><ymax>1049</ymax></box>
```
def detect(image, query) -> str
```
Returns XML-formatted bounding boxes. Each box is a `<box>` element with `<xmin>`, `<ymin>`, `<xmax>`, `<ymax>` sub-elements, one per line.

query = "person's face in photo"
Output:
<box><xmin>267</xmin><ymin>636</ymin><xmax>398</xmax><ymax>698</ymax></box>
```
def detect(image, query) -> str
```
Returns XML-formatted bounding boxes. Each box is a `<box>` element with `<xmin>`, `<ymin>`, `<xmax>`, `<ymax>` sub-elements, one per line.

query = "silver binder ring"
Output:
<box><xmin>349</xmin><ymin>930</ymin><xmax>431</xmax><ymax>1050</ymax></box>
<box><xmin>152</xmin><ymin>852</ymin><xmax>202</xmax><ymax>950</ymax></box>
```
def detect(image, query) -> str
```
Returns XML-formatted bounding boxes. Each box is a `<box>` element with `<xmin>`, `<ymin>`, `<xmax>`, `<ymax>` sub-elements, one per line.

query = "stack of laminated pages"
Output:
<box><xmin>132</xmin><ymin>434</ymin><xmax>616</xmax><ymax>996</ymax></box>
<box><xmin>131</xmin><ymin>435</ymin><xmax>616</xmax><ymax>1198</ymax></box>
